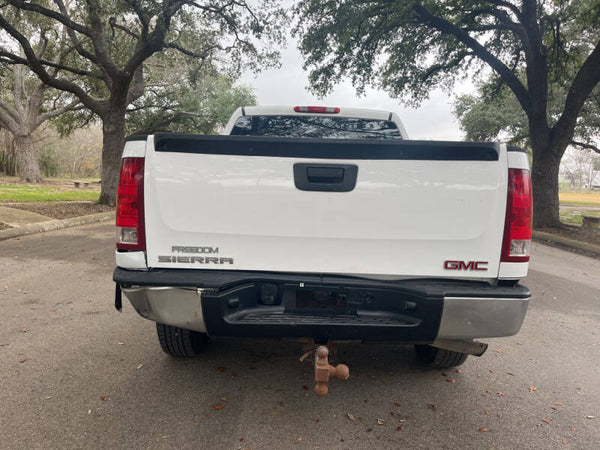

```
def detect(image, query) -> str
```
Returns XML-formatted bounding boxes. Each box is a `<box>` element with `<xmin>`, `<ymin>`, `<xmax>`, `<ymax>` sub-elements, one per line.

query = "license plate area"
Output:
<box><xmin>295</xmin><ymin>289</ymin><xmax>347</xmax><ymax>313</ymax></box>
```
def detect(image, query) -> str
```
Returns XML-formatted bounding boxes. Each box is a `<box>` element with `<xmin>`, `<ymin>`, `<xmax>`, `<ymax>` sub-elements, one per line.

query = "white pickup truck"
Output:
<box><xmin>113</xmin><ymin>105</ymin><xmax>532</xmax><ymax>370</ymax></box>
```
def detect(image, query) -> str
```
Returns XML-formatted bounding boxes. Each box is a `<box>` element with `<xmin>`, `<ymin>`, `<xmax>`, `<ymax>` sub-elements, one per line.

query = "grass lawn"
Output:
<box><xmin>0</xmin><ymin>183</ymin><xmax>100</xmax><ymax>202</ymax></box>
<box><xmin>560</xmin><ymin>209</ymin><xmax>600</xmax><ymax>226</ymax></box>
<box><xmin>559</xmin><ymin>192</ymin><xmax>600</xmax><ymax>205</ymax></box>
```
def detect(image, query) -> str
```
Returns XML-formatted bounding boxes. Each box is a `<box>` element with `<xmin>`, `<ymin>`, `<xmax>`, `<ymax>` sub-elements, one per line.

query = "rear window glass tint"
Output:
<box><xmin>231</xmin><ymin>115</ymin><xmax>402</xmax><ymax>140</ymax></box>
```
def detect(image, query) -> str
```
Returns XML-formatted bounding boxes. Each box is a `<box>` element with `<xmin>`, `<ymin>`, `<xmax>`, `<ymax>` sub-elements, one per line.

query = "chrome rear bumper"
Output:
<box><xmin>120</xmin><ymin>280</ymin><xmax>529</xmax><ymax>340</ymax></box>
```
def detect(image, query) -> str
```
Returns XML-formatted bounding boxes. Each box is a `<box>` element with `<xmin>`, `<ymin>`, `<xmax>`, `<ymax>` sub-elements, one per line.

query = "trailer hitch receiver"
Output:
<box><xmin>314</xmin><ymin>345</ymin><xmax>349</xmax><ymax>396</ymax></box>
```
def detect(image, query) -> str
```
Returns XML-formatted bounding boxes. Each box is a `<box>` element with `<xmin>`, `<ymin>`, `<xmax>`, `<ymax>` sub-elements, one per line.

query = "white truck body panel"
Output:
<box><xmin>143</xmin><ymin>141</ymin><xmax>509</xmax><ymax>279</ymax></box>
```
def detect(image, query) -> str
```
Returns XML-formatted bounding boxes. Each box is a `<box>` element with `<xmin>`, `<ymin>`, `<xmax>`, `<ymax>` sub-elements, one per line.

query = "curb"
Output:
<box><xmin>532</xmin><ymin>230</ymin><xmax>600</xmax><ymax>257</ymax></box>
<box><xmin>0</xmin><ymin>211</ymin><xmax>115</xmax><ymax>242</ymax></box>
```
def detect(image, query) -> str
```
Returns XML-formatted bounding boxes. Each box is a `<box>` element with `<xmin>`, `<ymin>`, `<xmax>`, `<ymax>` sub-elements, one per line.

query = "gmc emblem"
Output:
<box><xmin>444</xmin><ymin>260</ymin><xmax>488</xmax><ymax>271</ymax></box>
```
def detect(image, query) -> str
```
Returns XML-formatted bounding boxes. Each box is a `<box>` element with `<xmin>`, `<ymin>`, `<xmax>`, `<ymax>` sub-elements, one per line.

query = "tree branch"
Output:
<box><xmin>0</xmin><ymin>49</ymin><xmax>97</xmax><ymax>77</ymax></box>
<box><xmin>53</xmin><ymin>0</ymin><xmax>100</xmax><ymax>65</ymax></box>
<box><xmin>486</xmin><ymin>0</ymin><xmax>524</xmax><ymax>22</ymax></box>
<box><xmin>5</xmin><ymin>0</ymin><xmax>91</xmax><ymax>36</ymax></box>
<box><xmin>571</xmin><ymin>140</ymin><xmax>600</xmax><ymax>155</ymax></box>
<box><xmin>37</xmin><ymin>100</ymin><xmax>83</xmax><ymax>126</ymax></box>
<box><xmin>0</xmin><ymin>102</ymin><xmax>20</xmax><ymax>132</ymax></box>
<box><xmin>164</xmin><ymin>42</ymin><xmax>218</xmax><ymax>60</ymax></box>
<box><xmin>553</xmin><ymin>41</ymin><xmax>600</xmax><ymax>151</ymax></box>
<box><xmin>0</xmin><ymin>13</ymin><xmax>103</xmax><ymax>114</ymax></box>
<box><xmin>413</xmin><ymin>2</ymin><xmax>531</xmax><ymax>116</ymax></box>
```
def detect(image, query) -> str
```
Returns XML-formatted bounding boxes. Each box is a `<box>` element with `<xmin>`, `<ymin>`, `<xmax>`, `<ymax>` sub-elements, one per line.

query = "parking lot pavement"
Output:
<box><xmin>0</xmin><ymin>223</ymin><xmax>598</xmax><ymax>449</ymax></box>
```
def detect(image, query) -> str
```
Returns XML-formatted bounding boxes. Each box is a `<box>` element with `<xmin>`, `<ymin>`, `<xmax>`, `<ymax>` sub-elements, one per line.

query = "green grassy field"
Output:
<box><xmin>560</xmin><ymin>209</ymin><xmax>600</xmax><ymax>226</ymax></box>
<box><xmin>0</xmin><ymin>184</ymin><xmax>100</xmax><ymax>202</ymax></box>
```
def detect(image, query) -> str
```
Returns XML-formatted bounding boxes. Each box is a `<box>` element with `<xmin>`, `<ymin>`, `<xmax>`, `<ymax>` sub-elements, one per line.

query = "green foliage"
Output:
<box><xmin>38</xmin><ymin>147</ymin><xmax>60</xmax><ymax>177</ymax></box>
<box><xmin>125</xmin><ymin>55</ymin><xmax>256</xmax><ymax>135</ymax></box>
<box><xmin>296</xmin><ymin>1</ymin><xmax>600</xmax><ymax>105</ymax></box>
<box><xmin>455</xmin><ymin>78</ymin><xmax>600</xmax><ymax>153</ymax></box>
<box><xmin>455</xmin><ymin>84</ymin><xmax>528</xmax><ymax>143</ymax></box>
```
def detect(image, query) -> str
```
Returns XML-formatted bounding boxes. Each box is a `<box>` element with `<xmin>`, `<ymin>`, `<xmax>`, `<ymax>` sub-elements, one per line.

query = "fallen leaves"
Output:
<box><xmin>302</xmin><ymin>385</ymin><xmax>309</xmax><ymax>391</ymax></box>
<box><xmin>21</xmin><ymin>329</ymin><xmax>28</xmax><ymax>333</ymax></box>
<box><xmin>100</xmin><ymin>396</ymin><xmax>107</xmax><ymax>401</ymax></box>
<box><xmin>136</xmin><ymin>364</ymin><xmax>143</xmax><ymax>370</ymax></box>
<box><xmin>554</xmin><ymin>402</ymin><xmax>563</xmax><ymax>406</ymax></box>
<box><xmin>377</xmin><ymin>419</ymin><xmax>386</xmax><ymax>425</ymax></box>
<box><xmin>396</xmin><ymin>426</ymin><xmax>404</xmax><ymax>431</ymax></box>
<box><xmin>479</xmin><ymin>428</ymin><xmax>488</xmax><ymax>432</ymax></box>
<box><xmin>446</xmin><ymin>379</ymin><xmax>456</xmax><ymax>383</ymax></box>
<box><xmin>426</xmin><ymin>403</ymin><xmax>437</xmax><ymax>409</ymax></box>
<box><xmin>529</xmin><ymin>386</ymin><xmax>538</xmax><ymax>392</ymax></box>
<box><xmin>347</xmin><ymin>413</ymin><xmax>355</xmax><ymax>421</ymax></box>
<box><xmin>586</xmin><ymin>416</ymin><xmax>596</xmax><ymax>419</ymax></box>
<box><xmin>211</xmin><ymin>404</ymin><xmax>224</xmax><ymax>411</ymax></box>
<box><xmin>221</xmin><ymin>397</ymin><xmax>228</xmax><ymax>403</ymax></box>
<box><xmin>216</xmin><ymin>366</ymin><xmax>227</xmax><ymax>373</ymax></box>
<box><xmin>294</xmin><ymin>437</ymin><xmax>303</xmax><ymax>444</ymax></box>
<box><xmin>542</xmin><ymin>419</ymin><xmax>551</xmax><ymax>425</ymax></box>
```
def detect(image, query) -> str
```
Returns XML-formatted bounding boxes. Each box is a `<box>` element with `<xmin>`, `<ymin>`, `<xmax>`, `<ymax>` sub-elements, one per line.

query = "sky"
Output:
<box><xmin>240</xmin><ymin>41</ymin><xmax>474</xmax><ymax>141</ymax></box>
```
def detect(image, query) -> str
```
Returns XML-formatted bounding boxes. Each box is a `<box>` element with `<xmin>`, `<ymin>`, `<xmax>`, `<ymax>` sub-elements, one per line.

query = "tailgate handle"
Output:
<box><xmin>294</xmin><ymin>163</ymin><xmax>358</xmax><ymax>192</ymax></box>
<box><xmin>307</xmin><ymin>167</ymin><xmax>344</xmax><ymax>183</ymax></box>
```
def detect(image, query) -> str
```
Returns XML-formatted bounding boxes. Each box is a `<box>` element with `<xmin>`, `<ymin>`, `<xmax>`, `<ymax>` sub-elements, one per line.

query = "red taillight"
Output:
<box><xmin>294</xmin><ymin>106</ymin><xmax>340</xmax><ymax>114</ymax></box>
<box><xmin>116</xmin><ymin>157</ymin><xmax>145</xmax><ymax>251</ymax></box>
<box><xmin>501</xmin><ymin>168</ymin><xmax>532</xmax><ymax>262</ymax></box>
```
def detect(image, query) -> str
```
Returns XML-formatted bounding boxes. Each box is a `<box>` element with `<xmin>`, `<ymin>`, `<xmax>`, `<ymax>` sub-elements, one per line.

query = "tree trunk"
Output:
<box><xmin>531</xmin><ymin>146</ymin><xmax>562</xmax><ymax>228</ymax></box>
<box><xmin>14</xmin><ymin>134</ymin><xmax>42</xmax><ymax>182</ymax></box>
<box><xmin>98</xmin><ymin>107</ymin><xmax>126</xmax><ymax>206</ymax></box>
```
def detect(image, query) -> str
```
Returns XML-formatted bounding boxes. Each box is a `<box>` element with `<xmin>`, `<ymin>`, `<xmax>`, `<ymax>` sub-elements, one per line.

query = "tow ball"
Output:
<box><xmin>314</xmin><ymin>345</ymin><xmax>350</xmax><ymax>396</ymax></box>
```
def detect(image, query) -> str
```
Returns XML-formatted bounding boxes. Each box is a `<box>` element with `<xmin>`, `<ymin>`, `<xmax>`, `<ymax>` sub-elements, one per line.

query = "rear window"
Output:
<box><xmin>231</xmin><ymin>115</ymin><xmax>402</xmax><ymax>140</ymax></box>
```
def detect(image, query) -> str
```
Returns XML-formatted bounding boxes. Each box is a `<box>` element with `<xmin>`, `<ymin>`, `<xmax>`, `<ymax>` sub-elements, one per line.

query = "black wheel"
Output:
<box><xmin>415</xmin><ymin>344</ymin><xmax>468</xmax><ymax>368</ymax></box>
<box><xmin>156</xmin><ymin>323</ymin><xmax>208</xmax><ymax>357</ymax></box>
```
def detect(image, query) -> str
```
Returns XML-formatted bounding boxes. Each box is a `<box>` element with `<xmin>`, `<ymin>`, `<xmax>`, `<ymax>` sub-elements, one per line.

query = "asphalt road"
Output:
<box><xmin>1</xmin><ymin>223</ymin><xmax>598</xmax><ymax>449</ymax></box>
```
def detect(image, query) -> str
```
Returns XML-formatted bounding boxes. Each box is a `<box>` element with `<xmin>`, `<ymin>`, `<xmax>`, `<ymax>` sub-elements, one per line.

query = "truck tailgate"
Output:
<box><xmin>144</xmin><ymin>135</ymin><xmax>507</xmax><ymax>279</ymax></box>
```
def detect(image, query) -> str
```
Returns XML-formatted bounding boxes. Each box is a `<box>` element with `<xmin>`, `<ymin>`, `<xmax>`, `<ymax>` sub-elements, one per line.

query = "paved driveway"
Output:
<box><xmin>0</xmin><ymin>223</ymin><xmax>598</xmax><ymax>449</ymax></box>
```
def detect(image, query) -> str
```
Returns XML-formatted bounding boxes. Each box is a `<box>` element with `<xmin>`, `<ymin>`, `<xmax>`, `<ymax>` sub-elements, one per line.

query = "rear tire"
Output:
<box><xmin>415</xmin><ymin>344</ymin><xmax>468</xmax><ymax>368</ymax></box>
<box><xmin>156</xmin><ymin>323</ymin><xmax>208</xmax><ymax>357</ymax></box>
